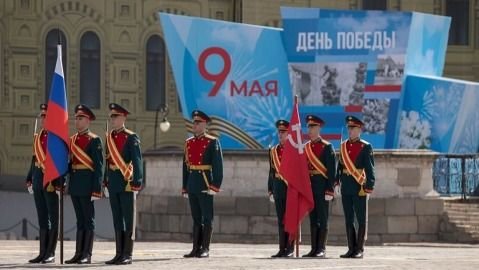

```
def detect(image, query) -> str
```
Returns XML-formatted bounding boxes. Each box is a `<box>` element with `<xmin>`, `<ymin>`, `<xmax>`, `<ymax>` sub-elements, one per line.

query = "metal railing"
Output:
<box><xmin>0</xmin><ymin>218</ymin><xmax>112</xmax><ymax>240</ymax></box>
<box><xmin>433</xmin><ymin>154</ymin><xmax>479</xmax><ymax>200</ymax></box>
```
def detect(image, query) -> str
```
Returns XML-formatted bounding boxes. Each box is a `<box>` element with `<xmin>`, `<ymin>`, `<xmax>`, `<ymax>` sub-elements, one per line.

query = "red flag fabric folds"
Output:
<box><xmin>279</xmin><ymin>97</ymin><xmax>314</xmax><ymax>242</ymax></box>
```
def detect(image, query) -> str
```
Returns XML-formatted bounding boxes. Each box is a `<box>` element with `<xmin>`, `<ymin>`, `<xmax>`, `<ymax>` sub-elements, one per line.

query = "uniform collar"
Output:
<box><xmin>113</xmin><ymin>126</ymin><xmax>125</xmax><ymax>134</ymax></box>
<box><xmin>348</xmin><ymin>137</ymin><xmax>360</xmax><ymax>143</ymax></box>
<box><xmin>78</xmin><ymin>128</ymin><xmax>89</xmax><ymax>135</ymax></box>
<box><xmin>195</xmin><ymin>132</ymin><xmax>206</xmax><ymax>138</ymax></box>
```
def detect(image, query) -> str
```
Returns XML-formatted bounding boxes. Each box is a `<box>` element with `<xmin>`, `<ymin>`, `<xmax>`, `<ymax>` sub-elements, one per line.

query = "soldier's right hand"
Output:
<box><xmin>103</xmin><ymin>186</ymin><xmax>110</xmax><ymax>198</ymax></box>
<box><xmin>26</xmin><ymin>183</ymin><xmax>33</xmax><ymax>195</ymax></box>
<box><xmin>334</xmin><ymin>184</ymin><xmax>341</xmax><ymax>196</ymax></box>
<box><xmin>269</xmin><ymin>194</ymin><xmax>275</xmax><ymax>203</ymax></box>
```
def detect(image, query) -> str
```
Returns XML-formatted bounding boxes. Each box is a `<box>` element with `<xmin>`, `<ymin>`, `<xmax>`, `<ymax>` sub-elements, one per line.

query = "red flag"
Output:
<box><xmin>279</xmin><ymin>96</ymin><xmax>314</xmax><ymax>242</ymax></box>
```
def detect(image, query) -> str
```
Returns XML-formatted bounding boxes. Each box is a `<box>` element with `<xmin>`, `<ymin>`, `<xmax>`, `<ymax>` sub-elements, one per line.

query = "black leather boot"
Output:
<box><xmin>352</xmin><ymin>225</ymin><xmax>366</xmax><ymax>259</ymax></box>
<box><xmin>116</xmin><ymin>231</ymin><xmax>133</xmax><ymax>264</ymax></box>
<box><xmin>197</xmin><ymin>225</ymin><xmax>212</xmax><ymax>258</ymax></box>
<box><xmin>184</xmin><ymin>225</ymin><xmax>202</xmax><ymax>258</ymax></box>
<box><xmin>340</xmin><ymin>226</ymin><xmax>356</xmax><ymax>258</ymax></box>
<box><xmin>105</xmin><ymin>230</ymin><xmax>123</xmax><ymax>264</ymax></box>
<box><xmin>77</xmin><ymin>230</ymin><xmax>94</xmax><ymax>264</ymax></box>
<box><xmin>65</xmin><ymin>230</ymin><xmax>84</xmax><ymax>264</ymax></box>
<box><xmin>302</xmin><ymin>225</ymin><xmax>318</xmax><ymax>257</ymax></box>
<box><xmin>316</xmin><ymin>228</ymin><xmax>328</xmax><ymax>258</ymax></box>
<box><xmin>271</xmin><ymin>228</ymin><xmax>286</xmax><ymax>258</ymax></box>
<box><xmin>29</xmin><ymin>229</ymin><xmax>48</xmax><ymax>263</ymax></box>
<box><xmin>283</xmin><ymin>232</ymin><xmax>294</xmax><ymax>257</ymax></box>
<box><xmin>41</xmin><ymin>228</ymin><xmax>58</xmax><ymax>263</ymax></box>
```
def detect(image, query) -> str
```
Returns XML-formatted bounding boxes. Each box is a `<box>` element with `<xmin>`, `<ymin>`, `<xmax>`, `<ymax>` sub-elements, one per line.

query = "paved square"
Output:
<box><xmin>0</xmin><ymin>241</ymin><xmax>478</xmax><ymax>269</ymax></box>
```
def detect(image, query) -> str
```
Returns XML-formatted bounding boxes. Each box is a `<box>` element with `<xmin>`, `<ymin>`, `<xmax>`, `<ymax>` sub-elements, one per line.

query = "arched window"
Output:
<box><xmin>146</xmin><ymin>35</ymin><xmax>166</xmax><ymax>111</ymax></box>
<box><xmin>80</xmin><ymin>31</ymin><xmax>101</xmax><ymax>108</ymax></box>
<box><xmin>45</xmin><ymin>29</ymin><xmax>67</xmax><ymax>101</ymax></box>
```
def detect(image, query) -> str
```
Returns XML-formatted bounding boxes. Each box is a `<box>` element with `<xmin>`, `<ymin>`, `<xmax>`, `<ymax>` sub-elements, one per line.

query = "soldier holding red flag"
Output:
<box><xmin>268</xmin><ymin>120</ymin><xmax>294</xmax><ymax>258</ymax></box>
<box><xmin>65</xmin><ymin>104</ymin><xmax>103</xmax><ymax>264</ymax></box>
<box><xmin>302</xmin><ymin>115</ymin><xmax>336</xmax><ymax>258</ymax></box>
<box><xmin>26</xmin><ymin>104</ymin><xmax>62</xmax><ymax>264</ymax></box>
<box><xmin>104</xmin><ymin>103</ymin><xmax>143</xmax><ymax>265</ymax></box>
<box><xmin>337</xmin><ymin>115</ymin><xmax>375</xmax><ymax>259</ymax></box>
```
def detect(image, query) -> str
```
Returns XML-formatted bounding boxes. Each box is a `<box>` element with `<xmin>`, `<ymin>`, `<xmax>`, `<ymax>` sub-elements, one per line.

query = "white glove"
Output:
<box><xmin>269</xmin><ymin>194</ymin><xmax>275</xmax><ymax>203</ymax></box>
<box><xmin>334</xmin><ymin>185</ymin><xmax>341</xmax><ymax>196</ymax></box>
<box><xmin>56</xmin><ymin>190</ymin><xmax>61</xmax><ymax>197</ymax></box>
<box><xmin>325</xmin><ymin>194</ymin><xmax>334</xmax><ymax>201</ymax></box>
<box><xmin>182</xmin><ymin>193</ymin><xmax>189</xmax><ymax>199</ymax></box>
<box><xmin>27</xmin><ymin>185</ymin><xmax>33</xmax><ymax>195</ymax></box>
<box><xmin>103</xmin><ymin>187</ymin><xmax>109</xmax><ymax>198</ymax></box>
<box><xmin>133</xmin><ymin>190</ymin><xmax>138</xmax><ymax>200</ymax></box>
<box><xmin>207</xmin><ymin>189</ymin><xmax>217</xmax><ymax>196</ymax></box>
<box><xmin>91</xmin><ymin>196</ymin><xmax>101</xmax><ymax>201</ymax></box>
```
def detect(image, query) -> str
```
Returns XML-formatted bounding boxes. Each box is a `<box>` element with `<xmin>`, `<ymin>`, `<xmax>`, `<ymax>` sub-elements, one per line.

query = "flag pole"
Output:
<box><xmin>57</xmin><ymin>28</ymin><xmax>64</xmax><ymax>265</ymax></box>
<box><xmin>60</xmin><ymin>179</ymin><xmax>64</xmax><ymax>264</ymax></box>
<box><xmin>294</xmin><ymin>95</ymin><xmax>300</xmax><ymax>258</ymax></box>
<box><xmin>295</xmin><ymin>228</ymin><xmax>300</xmax><ymax>257</ymax></box>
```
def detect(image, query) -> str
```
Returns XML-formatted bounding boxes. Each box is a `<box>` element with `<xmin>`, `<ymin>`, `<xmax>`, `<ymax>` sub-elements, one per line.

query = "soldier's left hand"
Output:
<box><xmin>133</xmin><ymin>190</ymin><xmax>138</xmax><ymax>200</ymax></box>
<box><xmin>325</xmin><ymin>194</ymin><xmax>334</xmax><ymax>201</ymax></box>
<box><xmin>207</xmin><ymin>189</ymin><xmax>217</xmax><ymax>196</ymax></box>
<box><xmin>91</xmin><ymin>196</ymin><xmax>101</xmax><ymax>201</ymax></box>
<box><xmin>103</xmin><ymin>187</ymin><xmax>110</xmax><ymax>198</ymax></box>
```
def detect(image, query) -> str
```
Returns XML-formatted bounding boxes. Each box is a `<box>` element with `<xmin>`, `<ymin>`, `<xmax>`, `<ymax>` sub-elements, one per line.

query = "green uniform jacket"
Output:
<box><xmin>337</xmin><ymin>139</ymin><xmax>375</xmax><ymax>196</ymax></box>
<box><xmin>26</xmin><ymin>130</ymin><xmax>63</xmax><ymax>190</ymax></box>
<box><xmin>267</xmin><ymin>144</ymin><xmax>287</xmax><ymax>198</ymax></box>
<box><xmin>69</xmin><ymin>133</ymin><xmax>104</xmax><ymax>197</ymax></box>
<box><xmin>307</xmin><ymin>141</ymin><xmax>336</xmax><ymax>195</ymax></box>
<box><xmin>182</xmin><ymin>134</ymin><xmax>223</xmax><ymax>194</ymax></box>
<box><xmin>106</xmin><ymin>129</ymin><xmax>143</xmax><ymax>194</ymax></box>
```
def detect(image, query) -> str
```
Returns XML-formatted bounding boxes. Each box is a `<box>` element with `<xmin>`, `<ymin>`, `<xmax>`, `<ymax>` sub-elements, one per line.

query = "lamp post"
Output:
<box><xmin>154</xmin><ymin>104</ymin><xmax>171</xmax><ymax>149</ymax></box>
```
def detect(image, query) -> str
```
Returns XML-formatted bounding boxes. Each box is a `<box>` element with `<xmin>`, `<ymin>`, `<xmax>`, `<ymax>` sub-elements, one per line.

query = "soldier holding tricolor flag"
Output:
<box><xmin>65</xmin><ymin>104</ymin><xmax>103</xmax><ymax>264</ymax></box>
<box><xmin>337</xmin><ymin>115</ymin><xmax>375</xmax><ymax>259</ymax></box>
<box><xmin>27</xmin><ymin>42</ymin><xmax>70</xmax><ymax>264</ymax></box>
<box><xmin>26</xmin><ymin>104</ymin><xmax>62</xmax><ymax>264</ymax></box>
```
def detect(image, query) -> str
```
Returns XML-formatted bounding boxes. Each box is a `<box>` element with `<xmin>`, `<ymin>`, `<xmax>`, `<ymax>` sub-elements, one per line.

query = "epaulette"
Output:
<box><xmin>123</xmin><ymin>128</ymin><xmax>135</xmax><ymax>135</ymax></box>
<box><xmin>322</xmin><ymin>139</ymin><xmax>331</xmax><ymax>145</ymax></box>
<box><xmin>359</xmin><ymin>139</ymin><xmax>370</xmax><ymax>145</ymax></box>
<box><xmin>204</xmin><ymin>133</ymin><xmax>217</xmax><ymax>140</ymax></box>
<box><xmin>186</xmin><ymin>136</ymin><xmax>195</xmax><ymax>142</ymax></box>
<box><xmin>87</xmin><ymin>132</ymin><xmax>99</xmax><ymax>138</ymax></box>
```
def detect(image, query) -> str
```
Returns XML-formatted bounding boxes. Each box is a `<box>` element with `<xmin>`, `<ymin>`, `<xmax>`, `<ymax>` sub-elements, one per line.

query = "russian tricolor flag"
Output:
<box><xmin>43</xmin><ymin>45</ymin><xmax>69</xmax><ymax>187</ymax></box>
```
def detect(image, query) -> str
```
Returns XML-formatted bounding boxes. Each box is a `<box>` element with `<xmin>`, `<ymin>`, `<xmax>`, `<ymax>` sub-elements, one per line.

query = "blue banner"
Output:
<box><xmin>399</xmin><ymin>75</ymin><xmax>479</xmax><ymax>153</ymax></box>
<box><xmin>281</xmin><ymin>7</ymin><xmax>450</xmax><ymax>149</ymax></box>
<box><xmin>160</xmin><ymin>13</ymin><xmax>292</xmax><ymax>149</ymax></box>
<box><xmin>160</xmin><ymin>9</ymin><xmax>452</xmax><ymax>151</ymax></box>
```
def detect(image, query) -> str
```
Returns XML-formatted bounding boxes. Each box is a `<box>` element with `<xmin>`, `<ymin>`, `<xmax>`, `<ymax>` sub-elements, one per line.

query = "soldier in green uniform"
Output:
<box><xmin>104</xmin><ymin>103</ymin><xmax>143</xmax><ymax>265</ymax></box>
<box><xmin>337</xmin><ymin>116</ymin><xmax>375</xmax><ymax>259</ymax></box>
<box><xmin>182</xmin><ymin>110</ymin><xmax>223</xmax><ymax>258</ymax></box>
<box><xmin>26</xmin><ymin>104</ymin><xmax>62</xmax><ymax>264</ymax></box>
<box><xmin>268</xmin><ymin>120</ymin><xmax>294</xmax><ymax>258</ymax></box>
<box><xmin>65</xmin><ymin>104</ymin><xmax>103</xmax><ymax>264</ymax></box>
<box><xmin>302</xmin><ymin>115</ymin><xmax>336</xmax><ymax>258</ymax></box>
